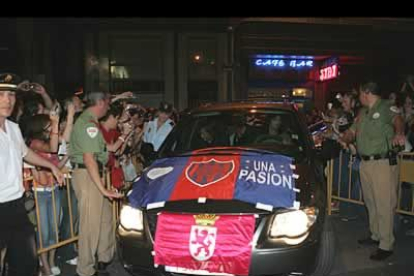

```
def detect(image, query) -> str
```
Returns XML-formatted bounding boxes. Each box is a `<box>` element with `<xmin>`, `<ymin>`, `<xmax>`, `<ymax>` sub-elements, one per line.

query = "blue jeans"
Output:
<box><xmin>57</xmin><ymin>182</ymin><xmax>79</xmax><ymax>262</ymax></box>
<box><xmin>35</xmin><ymin>187</ymin><xmax>61</xmax><ymax>249</ymax></box>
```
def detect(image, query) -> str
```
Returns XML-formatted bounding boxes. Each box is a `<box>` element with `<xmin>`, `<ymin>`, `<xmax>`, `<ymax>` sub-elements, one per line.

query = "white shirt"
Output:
<box><xmin>143</xmin><ymin>118</ymin><xmax>174</xmax><ymax>151</ymax></box>
<box><xmin>58</xmin><ymin>140</ymin><xmax>72</xmax><ymax>169</ymax></box>
<box><xmin>0</xmin><ymin>119</ymin><xmax>29</xmax><ymax>203</ymax></box>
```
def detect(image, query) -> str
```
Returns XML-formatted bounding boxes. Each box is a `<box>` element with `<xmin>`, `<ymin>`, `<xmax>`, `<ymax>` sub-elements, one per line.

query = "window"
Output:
<box><xmin>109</xmin><ymin>36</ymin><xmax>164</xmax><ymax>94</ymax></box>
<box><xmin>160</xmin><ymin>109</ymin><xmax>306</xmax><ymax>160</ymax></box>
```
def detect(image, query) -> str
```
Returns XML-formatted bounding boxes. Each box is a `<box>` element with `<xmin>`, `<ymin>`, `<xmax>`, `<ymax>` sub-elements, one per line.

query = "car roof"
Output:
<box><xmin>188</xmin><ymin>100</ymin><xmax>298</xmax><ymax>114</ymax></box>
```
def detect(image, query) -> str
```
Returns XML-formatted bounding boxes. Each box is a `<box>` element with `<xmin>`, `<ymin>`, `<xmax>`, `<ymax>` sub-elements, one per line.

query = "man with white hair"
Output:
<box><xmin>70</xmin><ymin>91</ymin><xmax>123</xmax><ymax>276</ymax></box>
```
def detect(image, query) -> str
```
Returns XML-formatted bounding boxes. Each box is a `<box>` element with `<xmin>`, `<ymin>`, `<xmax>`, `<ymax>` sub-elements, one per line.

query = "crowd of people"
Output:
<box><xmin>2</xmin><ymin>70</ymin><xmax>414</xmax><ymax>276</ymax></box>
<box><xmin>309</xmin><ymin>80</ymin><xmax>414</xmax><ymax>261</ymax></box>
<box><xmin>0</xmin><ymin>73</ymin><xmax>178</xmax><ymax>276</ymax></box>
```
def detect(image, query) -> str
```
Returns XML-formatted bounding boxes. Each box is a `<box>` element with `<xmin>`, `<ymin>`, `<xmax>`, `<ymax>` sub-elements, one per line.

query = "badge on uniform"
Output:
<box><xmin>390</xmin><ymin>106</ymin><xmax>401</xmax><ymax>114</ymax></box>
<box><xmin>86</xmin><ymin>127</ymin><xmax>99</xmax><ymax>138</ymax></box>
<box><xmin>372</xmin><ymin>112</ymin><xmax>380</xmax><ymax>119</ymax></box>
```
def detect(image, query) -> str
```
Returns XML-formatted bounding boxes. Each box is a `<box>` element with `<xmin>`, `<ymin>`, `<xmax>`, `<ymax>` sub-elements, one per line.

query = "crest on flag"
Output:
<box><xmin>189</xmin><ymin>214</ymin><xmax>219</xmax><ymax>261</ymax></box>
<box><xmin>185</xmin><ymin>159</ymin><xmax>234</xmax><ymax>187</ymax></box>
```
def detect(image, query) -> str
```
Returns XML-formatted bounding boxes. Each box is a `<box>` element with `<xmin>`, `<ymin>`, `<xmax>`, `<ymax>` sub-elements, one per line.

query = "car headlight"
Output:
<box><xmin>119</xmin><ymin>205</ymin><xmax>144</xmax><ymax>232</ymax></box>
<box><xmin>269</xmin><ymin>207</ymin><xmax>318</xmax><ymax>244</ymax></box>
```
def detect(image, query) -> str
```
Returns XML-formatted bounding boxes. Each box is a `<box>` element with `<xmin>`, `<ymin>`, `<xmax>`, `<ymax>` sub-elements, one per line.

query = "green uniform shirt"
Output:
<box><xmin>350</xmin><ymin>99</ymin><xmax>396</xmax><ymax>156</ymax></box>
<box><xmin>69</xmin><ymin>110</ymin><xmax>108</xmax><ymax>165</ymax></box>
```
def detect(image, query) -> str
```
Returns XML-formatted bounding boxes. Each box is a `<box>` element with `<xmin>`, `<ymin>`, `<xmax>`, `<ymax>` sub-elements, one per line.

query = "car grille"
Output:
<box><xmin>146</xmin><ymin>212</ymin><xmax>266</xmax><ymax>241</ymax></box>
<box><xmin>147</xmin><ymin>212</ymin><xmax>158</xmax><ymax>239</ymax></box>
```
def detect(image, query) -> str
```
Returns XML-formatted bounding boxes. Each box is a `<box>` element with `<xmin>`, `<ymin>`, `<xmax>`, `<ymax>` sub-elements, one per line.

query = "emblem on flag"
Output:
<box><xmin>189</xmin><ymin>214</ymin><xmax>219</xmax><ymax>261</ymax></box>
<box><xmin>185</xmin><ymin>159</ymin><xmax>234</xmax><ymax>187</ymax></box>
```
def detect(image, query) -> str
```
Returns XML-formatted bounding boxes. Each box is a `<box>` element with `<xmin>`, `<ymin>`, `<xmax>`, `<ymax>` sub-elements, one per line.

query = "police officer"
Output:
<box><xmin>143</xmin><ymin>101</ymin><xmax>174</xmax><ymax>152</ymax></box>
<box><xmin>70</xmin><ymin>91</ymin><xmax>122</xmax><ymax>276</ymax></box>
<box><xmin>0</xmin><ymin>73</ymin><xmax>63</xmax><ymax>276</ymax></box>
<box><xmin>339</xmin><ymin>81</ymin><xmax>405</xmax><ymax>261</ymax></box>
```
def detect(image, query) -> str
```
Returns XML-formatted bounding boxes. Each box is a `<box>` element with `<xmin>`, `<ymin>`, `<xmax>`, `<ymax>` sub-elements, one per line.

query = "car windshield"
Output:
<box><xmin>160</xmin><ymin>108</ymin><xmax>308</xmax><ymax>159</ymax></box>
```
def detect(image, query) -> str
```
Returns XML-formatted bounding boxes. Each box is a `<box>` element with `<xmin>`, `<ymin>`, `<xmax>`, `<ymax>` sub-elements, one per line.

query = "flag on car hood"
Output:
<box><xmin>128</xmin><ymin>151</ymin><xmax>297</xmax><ymax>209</ymax></box>
<box><xmin>154</xmin><ymin>212</ymin><xmax>255</xmax><ymax>275</ymax></box>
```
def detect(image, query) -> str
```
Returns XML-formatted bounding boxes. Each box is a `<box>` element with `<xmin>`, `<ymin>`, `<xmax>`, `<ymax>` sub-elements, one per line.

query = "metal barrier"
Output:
<box><xmin>32</xmin><ymin>172</ymin><xmax>78</xmax><ymax>254</ymax></box>
<box><xmin>396</xmin><ymin>152</ymin><xmax>414</xmax><ymax>216</ymax></box>
<box><xmin>27</xmin><ymin>151</ymin><xmax>414</xmax><ymax>253</ymax></box>
<box><xmin>24</xmin><ymin>168</ymin><xmax>122</xmax><ymax>255</ymax></box>
<box><xmin>327</xmin><ymin>151</ymin><xmax>414</xmax><ymax>216</ymax></box>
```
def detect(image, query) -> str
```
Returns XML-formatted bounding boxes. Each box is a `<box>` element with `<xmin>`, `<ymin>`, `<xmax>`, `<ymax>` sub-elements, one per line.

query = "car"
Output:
<box><xmin>117</xmin><ymin>101</ymin><xmax>335</xmax><ymax>276</ymax></box>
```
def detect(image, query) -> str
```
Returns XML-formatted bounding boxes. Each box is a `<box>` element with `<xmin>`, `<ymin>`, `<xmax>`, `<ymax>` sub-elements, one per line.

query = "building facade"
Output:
<box><xmin>4</xmin><ymin>18</ymin><xmax>414</xmax><ymax>110</ymax></box>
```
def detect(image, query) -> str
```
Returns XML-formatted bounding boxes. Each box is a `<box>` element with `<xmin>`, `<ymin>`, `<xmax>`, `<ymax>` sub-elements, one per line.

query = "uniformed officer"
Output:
<box><xmin>143</xmin><ymin>101</ymin><xmax>174</xmax><ymax>152</ymax></box>
<box><xmin>70</xmin><ymin>91</ymin><xmax>122</xmax><ymax>276</ymax></box>
<box><xmin>0</xmin><ymin>73</ymin><xmax>63</xmax><ymax>276</ymax></box>
<box><xmin>339</xmin><ymin>81</ymin><xmax>405</xmax><ymax>261</ymax></box>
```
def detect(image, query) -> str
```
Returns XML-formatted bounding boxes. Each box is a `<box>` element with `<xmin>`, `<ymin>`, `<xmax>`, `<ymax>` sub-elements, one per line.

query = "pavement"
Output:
<box><xmin>58</xmin><ymin>210</ymin><xmax>414</xmax><ymax>276</ymax></box>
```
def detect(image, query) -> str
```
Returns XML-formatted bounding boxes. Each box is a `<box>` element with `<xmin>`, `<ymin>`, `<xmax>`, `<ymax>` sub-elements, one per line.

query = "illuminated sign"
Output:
<box><xmin>254</xmin><ymin>58</ymin><xmax>314</xmax><ymax>68</ymax></box>
<box><xmin>319</xmin><ymin>64</ymin><xmax>339</xmax><ymax>81</ymax></box>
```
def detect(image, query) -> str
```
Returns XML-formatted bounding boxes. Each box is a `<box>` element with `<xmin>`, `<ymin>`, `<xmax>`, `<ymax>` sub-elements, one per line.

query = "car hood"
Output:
<box><xmin>128</xmin><ymin>149</ymin><xmax>305</xmax><ymax>210</ymax></box>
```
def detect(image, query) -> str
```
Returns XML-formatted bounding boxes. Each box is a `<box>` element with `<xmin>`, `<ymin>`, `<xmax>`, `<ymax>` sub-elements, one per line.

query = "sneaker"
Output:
<box><xmin>331</xmin><ymin>202</ymin><xmax>340</xmax><ymax>212</ymax></box>
<box><xmin>66</xmin><ymin>257</ymin><xmax>78</xmax><ymax>266</ymax></box>
<box><xmin>51</xmin><ymin>266</ymin><xmax>61</xmax><ymax>275</ymax></box>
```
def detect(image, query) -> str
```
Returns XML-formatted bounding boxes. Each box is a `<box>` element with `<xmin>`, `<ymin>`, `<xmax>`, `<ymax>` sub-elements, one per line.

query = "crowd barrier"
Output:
<box><xmin>23</xmin><ymin>151</ymin><xmax>414</xmax><ymax>254</ymax></box>
<box><xmin>327</xmin><ymin>151</ymin><xmax>414</xmax><ymax>217</ymax></box>
<box><xmin>23</xmin><ymin>168</ymin><xmax>123</xmax><ymax>255</ymax></box>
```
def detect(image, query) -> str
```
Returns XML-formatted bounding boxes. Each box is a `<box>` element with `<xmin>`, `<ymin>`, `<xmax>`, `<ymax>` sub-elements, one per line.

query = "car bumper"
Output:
<box><xmin>117</xmin><ymin>227</ymin><xmax>320</xmax><ymax>276</ymax></box>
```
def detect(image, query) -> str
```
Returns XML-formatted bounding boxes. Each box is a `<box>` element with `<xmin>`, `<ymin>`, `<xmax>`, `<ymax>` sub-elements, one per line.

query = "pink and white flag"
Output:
<box><xmin>154</xmin><ymin>212</ymin><xmax>256</xmax><ymax>275</ymax></box>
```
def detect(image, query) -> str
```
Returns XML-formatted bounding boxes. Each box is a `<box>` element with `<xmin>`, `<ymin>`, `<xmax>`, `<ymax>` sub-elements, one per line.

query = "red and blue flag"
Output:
<box><xmin>128</xmin><ymin>150</ymin><xmax>296</xmax><ymax>209</ymax></box>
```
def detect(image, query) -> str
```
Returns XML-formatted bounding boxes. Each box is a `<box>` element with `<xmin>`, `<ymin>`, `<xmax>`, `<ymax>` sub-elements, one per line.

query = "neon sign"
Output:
<box><xmin>319</xmin><ymin>64</ymin><xmax>339</xmax><ymax>81</ymax></box>
<box><xmin>254</xmin><ymin>58</ymin><xmax>314</xmax><ymax>68</ymax></box>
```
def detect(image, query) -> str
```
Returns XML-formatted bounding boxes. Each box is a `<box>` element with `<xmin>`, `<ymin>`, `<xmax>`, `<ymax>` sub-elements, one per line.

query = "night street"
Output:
<box><xmin>59</xmin><ymin>213</ymin><xmax>414</xmax><ymax>276</ymax></box>
<box><xmin>2</xmin><ymin>17</ymin><xmax>414</xmax><ymax>276</ymax></box>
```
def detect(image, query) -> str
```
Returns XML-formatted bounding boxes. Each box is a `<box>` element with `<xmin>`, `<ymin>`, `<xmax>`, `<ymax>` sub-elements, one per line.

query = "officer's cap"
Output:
<box><xmin>159</xmin><ymin>101</ymin><xmax>173</xmax><ymax>113</ymax></box>
<box><xmin>0</xmin><ymin>73</ymin><xmax>21</xmax><ymax>91</ymax></box>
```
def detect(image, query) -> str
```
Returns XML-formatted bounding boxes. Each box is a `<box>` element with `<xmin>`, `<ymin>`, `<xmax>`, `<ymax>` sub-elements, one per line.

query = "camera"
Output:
<box><xmin>388</xmin><ymin>151</ymin><xmax>398</xmax><ymax>166</ymax></box>
<box><xmin>18</xmin><ymin>82</ymin><xmax>32</xmax><ymax>92</ymax></box>
<box><xmin>388</xmin><ymin>145</ymin><xmax>403</xmax><ymax>166</ymax></box>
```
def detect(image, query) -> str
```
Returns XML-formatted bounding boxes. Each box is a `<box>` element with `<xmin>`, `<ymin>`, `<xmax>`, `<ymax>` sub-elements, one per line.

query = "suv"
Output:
<box><xmin>117</xmin><ymin>101</ymin><xmax>335</xmax><ymax>276</ymax></box>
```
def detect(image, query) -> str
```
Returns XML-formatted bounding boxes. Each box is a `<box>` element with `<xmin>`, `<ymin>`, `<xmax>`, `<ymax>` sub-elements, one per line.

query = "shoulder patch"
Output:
<box><xmin>86</xmin><ymin>127</ymin><xmax>99</xmax><ymax>138</ymax></box>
